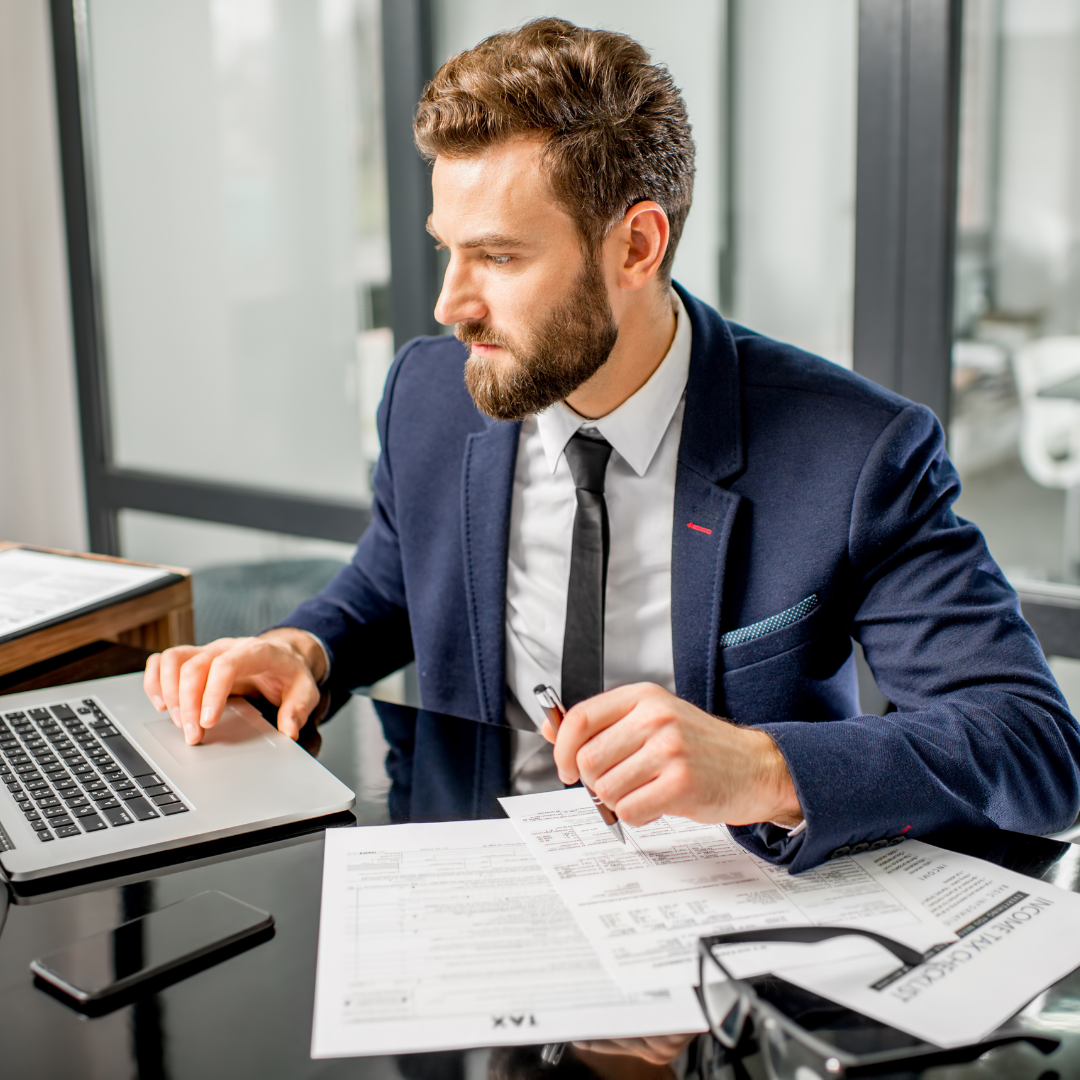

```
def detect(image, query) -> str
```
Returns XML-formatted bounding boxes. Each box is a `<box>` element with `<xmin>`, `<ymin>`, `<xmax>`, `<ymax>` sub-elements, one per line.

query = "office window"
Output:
<box><xmin>433</xmin><ymin>0</ymin><xmax>857</xmax><ymax>367</ymax></box>
<box><xmin>83</xmin><ymin>0</ymin><xmax>391</xmax><ymax>502</ymax></box>
<box><xmin>951</xmin><ymin>0</ymin><xmax>1080</xmax><ymax>584</ymax></box>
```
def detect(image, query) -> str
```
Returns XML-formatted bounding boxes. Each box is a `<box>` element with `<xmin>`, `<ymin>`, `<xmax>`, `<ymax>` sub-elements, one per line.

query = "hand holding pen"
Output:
<box><xmin>534</xmin><ymin>684</ymin><xmax>626</xmax><ymax>844</ymax></box>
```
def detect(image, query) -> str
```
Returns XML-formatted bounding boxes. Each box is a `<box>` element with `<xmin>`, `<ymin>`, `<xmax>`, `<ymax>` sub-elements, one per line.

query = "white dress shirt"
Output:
<box><xmin>506</xmin><ymin>292</ymin><xmax>692</xmax><ymax>791</ymax></box>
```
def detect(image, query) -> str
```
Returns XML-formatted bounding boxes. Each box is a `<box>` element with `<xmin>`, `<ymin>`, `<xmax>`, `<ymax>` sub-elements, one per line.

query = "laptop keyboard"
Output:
<box><xmin>0</xmin><ymin>698</ymin><xmax>189</xmax><ymax>843</ymax></box>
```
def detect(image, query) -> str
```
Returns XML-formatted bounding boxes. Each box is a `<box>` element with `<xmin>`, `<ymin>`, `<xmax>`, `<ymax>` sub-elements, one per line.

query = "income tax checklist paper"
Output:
<box><xmin>777</xmin><ymin>839</ymin><xmax>1080</xmax><ymax>1048</ymax></box>
<box><xmin>310</xmin><ymin>819</ymin><xmax>704</xmax><ymax>1058</ymax></box>
<box><xmin>499</xmin><ymin>788</ymin><xmax>952</xmax><ymax>991</ymax></box>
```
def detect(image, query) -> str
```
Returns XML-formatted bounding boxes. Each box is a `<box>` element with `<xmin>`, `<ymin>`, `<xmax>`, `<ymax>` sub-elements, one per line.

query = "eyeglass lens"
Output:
<box><xmin>700</xmin><ymin>952</ymin><xmax>750</xmax><ymax>1048</ymax></box>
<box><xmin>759</xmin><ymin>1015</ymin><xmax>844</xmax><ymax>1080</ymax></box>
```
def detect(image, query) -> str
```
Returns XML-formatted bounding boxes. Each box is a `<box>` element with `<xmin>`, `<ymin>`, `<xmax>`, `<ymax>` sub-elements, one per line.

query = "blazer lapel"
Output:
<box><xmin>462</xmin><ymin>417</ymin><xmax>521</xmax><ymax>725</ymax></box>
<box><xmin>671</xmin><ymin>285</ymin><xmax>745</xmax><ymax>715</ymax></box>
<box><xmin>672</xmin><ymin>474</ymin><xmax>741</xmax><ymax>713</ymax></box>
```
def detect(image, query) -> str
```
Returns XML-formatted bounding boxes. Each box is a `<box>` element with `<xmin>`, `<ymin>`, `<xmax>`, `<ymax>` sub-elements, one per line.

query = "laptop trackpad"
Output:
<box><xmin>142</xmin><ymin>701</ymin><xmax>277</xmax><ymax>765</ymax></box>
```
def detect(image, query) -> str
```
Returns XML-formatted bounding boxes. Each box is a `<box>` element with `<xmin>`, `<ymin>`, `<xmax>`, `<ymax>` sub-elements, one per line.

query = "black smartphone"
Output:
<box><xmin>30</xmin><ymin>890</ymin><xmax>273</xmax><ymax>1005</ymax></box>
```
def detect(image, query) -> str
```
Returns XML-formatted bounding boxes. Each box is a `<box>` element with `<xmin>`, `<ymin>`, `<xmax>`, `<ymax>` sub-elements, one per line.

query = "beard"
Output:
<box><xmin>457</xmin><ymin>257</ymin><xmax>619</xmax><ymax>421</ymax></box>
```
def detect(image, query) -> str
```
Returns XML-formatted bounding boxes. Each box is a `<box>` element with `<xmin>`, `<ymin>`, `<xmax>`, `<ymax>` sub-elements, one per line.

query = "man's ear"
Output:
<box><xmin>613</xmin><ymin>200</ymin><xmax>670</xmax><ymax>292</ymax></box>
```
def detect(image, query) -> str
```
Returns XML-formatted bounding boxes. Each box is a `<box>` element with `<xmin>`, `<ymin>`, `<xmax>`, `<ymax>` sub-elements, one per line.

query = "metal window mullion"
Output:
<box><xmin>49</xmin><ymin>0</ymin><xmax>118</xmax><ymax>554</ymax></box>
<box><xmin>853</xmin><ymin>0</ymin><xmax>963</xmax><ymax>424</ymax></box>
<box><xmin>101</xmin><ymin>472</ymin><xmax>371</xmax><ymax>546</ymax></box>
<box><xmin>381</xmin><ymin>0</ymin><xmax>439</xmax><ymax>352</ymax></box>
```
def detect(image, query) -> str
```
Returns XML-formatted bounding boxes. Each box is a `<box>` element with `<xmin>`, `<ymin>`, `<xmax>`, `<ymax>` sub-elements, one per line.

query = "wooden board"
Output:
<box><xmin>0</xmin><ymin>543</ymin><xmax>194</xmax><ymax>678</ymax></box>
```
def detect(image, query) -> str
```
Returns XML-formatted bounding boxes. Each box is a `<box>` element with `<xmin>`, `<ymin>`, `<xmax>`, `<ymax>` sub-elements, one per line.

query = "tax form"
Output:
<box><xmin>0</xmin><ymin>548</ymin><xmax>173</xmax><ymax>642</ymax></box>
<box><xmin>776</xmin><ymin>838</ymin><xmax>1080</xmax><ymax>1047</ymax></box>
<box><xmin>310</xmin><ymin>819</ymin><xmax>705</xmax><ymax>1058</ymax></box>
<box><xmin>500</xmin><ymin>788</ymin><xmax>952</xmax><ymax>991</ymax></box>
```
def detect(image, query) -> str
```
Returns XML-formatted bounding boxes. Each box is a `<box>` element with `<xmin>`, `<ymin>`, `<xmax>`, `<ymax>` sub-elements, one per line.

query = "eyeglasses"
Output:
<box><xmin>695</xmin><ymin>927</ymin><xmax>1059</xmax><ymax>1079</ymax></box>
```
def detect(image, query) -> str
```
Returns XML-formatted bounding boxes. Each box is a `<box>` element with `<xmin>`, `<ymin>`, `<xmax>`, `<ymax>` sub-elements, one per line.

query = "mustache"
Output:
<box><xmin>455</xmin><ymin>321</ymin><xmax>516</xmax><ymax>353</ymax></box>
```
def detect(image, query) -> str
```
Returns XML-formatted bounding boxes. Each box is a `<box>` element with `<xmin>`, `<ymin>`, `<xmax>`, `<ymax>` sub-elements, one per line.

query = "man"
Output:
<box><xmin>145</xmin><ymin>18</ymin><xmax>1080</xmax><ymax>872</ymax></box>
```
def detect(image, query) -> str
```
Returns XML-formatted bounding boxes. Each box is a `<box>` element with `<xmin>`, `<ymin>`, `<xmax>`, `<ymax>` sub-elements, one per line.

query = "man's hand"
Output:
<box><xmin>574</xmin><ymin>1032</ymin><xmax>696</xmax><ymax>1068</ymax></box>
<box><xmin>143</xmin><ymin>628</ymin><xmax>327</xmax><ymax>746</ymax></box>
<box><xmin>542</xmin><ymin>683</ymin><xmax>802</xmax><ymax>828</ymax></box>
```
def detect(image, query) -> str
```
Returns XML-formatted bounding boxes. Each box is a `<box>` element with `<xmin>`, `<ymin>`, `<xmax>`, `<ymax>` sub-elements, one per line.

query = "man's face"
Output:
<box><xmin>430</xmin><ymin>138</ymin><xmax>619</xmax><ymax>420</ymax></box>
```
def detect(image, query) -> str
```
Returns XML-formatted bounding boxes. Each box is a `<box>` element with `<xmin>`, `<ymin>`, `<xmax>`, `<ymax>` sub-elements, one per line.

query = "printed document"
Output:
<box><xmin>775</xmin><ymin>838</ymin><xmax>1080</xmax><ymax>1048</ymax></box>
<box><xmin>0</xmin><ymin>548</ymin><xmax>173</xmax><ymax>642</ymax></box>
<box><xmin>311</xmin><ymin>819</ymin><xmax>705</xmax><ymax>1058</ymax></box>
<box><xmin>499</xmin><ymin>788</ymin><xmax>951</xmax><ymax>990</ymax></box>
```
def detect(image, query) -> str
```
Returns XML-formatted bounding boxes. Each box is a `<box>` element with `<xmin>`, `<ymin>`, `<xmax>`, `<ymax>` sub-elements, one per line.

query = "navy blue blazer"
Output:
<box><xmin>282</xmin><ymin>285</ymin><xmax>1080</xmax><ymax>870</ymax></box>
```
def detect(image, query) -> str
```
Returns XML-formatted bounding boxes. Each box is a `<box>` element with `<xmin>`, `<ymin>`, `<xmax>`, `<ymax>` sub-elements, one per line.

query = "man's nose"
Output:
<box><xmin>434</xmin><ymin>256</ymin><xmax>486</xmax><ymax>327</ymax></box>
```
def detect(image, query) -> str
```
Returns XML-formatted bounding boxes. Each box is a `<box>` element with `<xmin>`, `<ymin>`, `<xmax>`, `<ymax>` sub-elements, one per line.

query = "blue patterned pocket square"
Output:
<box><xmin>719</xmin><ymin>594</ymin><xmax>820</xmax><ymax>648</ymax></box>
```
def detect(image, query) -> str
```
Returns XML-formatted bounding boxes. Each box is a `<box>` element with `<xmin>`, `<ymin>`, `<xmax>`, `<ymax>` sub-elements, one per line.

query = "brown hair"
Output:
<box><xmin>414</xmin><ymin>17</ymin><xmax>695</xmax><ymax>280</ymax></box>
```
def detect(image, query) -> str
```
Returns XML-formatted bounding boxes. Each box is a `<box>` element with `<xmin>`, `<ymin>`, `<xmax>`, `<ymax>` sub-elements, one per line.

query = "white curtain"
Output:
<box><xmin>0</xmin><ymin>0</ymin><xmax>87</xmax><ymax>550</ymax></box>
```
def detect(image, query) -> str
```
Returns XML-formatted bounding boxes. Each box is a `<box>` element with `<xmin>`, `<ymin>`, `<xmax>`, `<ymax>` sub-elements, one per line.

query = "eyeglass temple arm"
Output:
<box><xmin>702</xmin><ymin>926</ymin><xmax>926</xmax><ymax>968</ymax></box>
<box><xmin>845</xmin><ymin>1034</ymin><xmax>1060</xmax><ymax>1078</ymax></box>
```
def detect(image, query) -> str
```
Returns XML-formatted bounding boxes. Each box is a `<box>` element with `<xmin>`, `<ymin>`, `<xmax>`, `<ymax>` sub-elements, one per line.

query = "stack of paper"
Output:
<box><xmin>311</xmin><ymin>818</ymin><xmax>703</xmax><ymax>1058</ymax></box>
<box><xmin>311</xmin><ymin>786</ymin><xmax>1080</xmax><ymax>1058</ymax></box>
<box><xmin>0</xmin><ymin>548</ymin><xmax>174</xmax><ymax>642</ymax></box>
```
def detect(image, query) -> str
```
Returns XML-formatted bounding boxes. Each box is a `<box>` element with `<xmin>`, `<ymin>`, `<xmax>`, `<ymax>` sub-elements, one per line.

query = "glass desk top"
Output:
<box><xmin>0</xmin><ymin>692</ymin><xmax>1079</xmax><ymax>1080</ymax></box>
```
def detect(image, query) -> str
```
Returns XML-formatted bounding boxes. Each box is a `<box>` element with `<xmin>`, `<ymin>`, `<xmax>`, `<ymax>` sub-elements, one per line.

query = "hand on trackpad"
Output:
<box><xmin>143</xmin><ymin>699</ymin><xmax>278</xmax><ymax>765</ymax></box>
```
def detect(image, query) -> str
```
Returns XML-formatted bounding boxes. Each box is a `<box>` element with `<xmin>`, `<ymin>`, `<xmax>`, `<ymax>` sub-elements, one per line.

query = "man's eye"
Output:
<box><xmin>487</xmin><ymin>254</ymin><xmax>512</xmax><ymax>266</ymax></box>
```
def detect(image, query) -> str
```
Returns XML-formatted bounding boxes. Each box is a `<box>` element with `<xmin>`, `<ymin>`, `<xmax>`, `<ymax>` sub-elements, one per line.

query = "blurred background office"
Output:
<box><xmin>3</xmin><ymin>0</ymin><xmax>1080</xmax><ymax>705</ymax></box>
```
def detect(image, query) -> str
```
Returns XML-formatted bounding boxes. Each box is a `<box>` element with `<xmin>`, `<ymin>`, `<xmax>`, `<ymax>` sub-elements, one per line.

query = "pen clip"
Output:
<box><xmin>533</xmin><ymin>684</ymin><xmax>565</xmax><ymax>732</ymax></box>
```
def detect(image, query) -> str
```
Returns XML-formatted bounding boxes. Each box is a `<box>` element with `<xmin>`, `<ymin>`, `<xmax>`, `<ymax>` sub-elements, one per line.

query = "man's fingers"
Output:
<box><xmin>157</xmin><ymin>645</ymin><xmax>204</xmax><ymax>728</ymax></box>
<box><xmin>178</xmin><ymin>651</ymin><xmax>224</xmax><ymax>743</ymax></box>
<box><xmin>143</xmin><ymin>653</ymin><xmax>166</xmax><ymax>711</ymax></box>
<box><xmin>576</xmin><ymin>715</ymin><xmax>650</xmax><ymax>789</ymax></box>
<box><xmin>145</xmin><ymin>636</ymin><xmax>323</xmax><ymax>748</ymax></box>
<box><xmin>175</xmin><ymin>639</ymin><xmax>246</xmax><ymax>744</ymax></box>
<box><xmin>199</xmin><ymin>649</ymin><xmax>259</xmax><ymax>733</ymax></box>
<box><xmin>554</xmin><ymin>684</ymin><xmax>656</xmax><ymax>782</ymax></box>
<box><xmin>611</xmin><ymin>771</ymin><xmax>686</xmax><ymax>828</ymax></box>
<box><xmin>199</xmin><ymin>638</ymin><xmax>293</xmax><ymax>731</ymax></box>
<box><xmin>589</xmin><ymin>745</ymin><xmax>661</xmax><ymax>810</ymax></box>
<box><xmin>276</xmin><ymin>676</ymin><xmax>320</xmax><ymax>741</ymax></box>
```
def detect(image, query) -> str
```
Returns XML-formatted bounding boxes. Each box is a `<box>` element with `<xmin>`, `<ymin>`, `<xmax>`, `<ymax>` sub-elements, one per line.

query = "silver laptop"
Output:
<box><xmin>0</xmin><ymin>671</ymin><xmax>355</xmax><ymax>882</ymax></box>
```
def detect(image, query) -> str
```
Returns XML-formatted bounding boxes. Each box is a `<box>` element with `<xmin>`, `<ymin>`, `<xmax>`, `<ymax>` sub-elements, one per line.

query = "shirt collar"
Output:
<box><xmin>535</xmin><ymin>291</ymin><xmax>692</xmax><ymax>477</ymax></box>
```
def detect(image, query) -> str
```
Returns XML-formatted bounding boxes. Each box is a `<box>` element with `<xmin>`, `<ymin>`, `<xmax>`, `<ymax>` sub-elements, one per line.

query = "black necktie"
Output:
<box><xmin>561</xmin><ymin>430</ymin><xmax>614</xmax><ymax>708</ymax></box>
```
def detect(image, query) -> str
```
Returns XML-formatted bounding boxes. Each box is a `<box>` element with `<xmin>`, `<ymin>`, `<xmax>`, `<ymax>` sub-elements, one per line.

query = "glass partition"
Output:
<box><xmin>724</xmin><ymin>0</ymin><xmax>857</xmax><ymax>368</ymax></box>
<box><xmin>433</xmin><ymin>0</ymin><xmax>858</xmax><ymax>367</ymax></box>
<box><xmin>84</xmin><ymin>0</ymin><xmax>392</xmax><ymax>502</ymax></box>
<box><xmin>951</xmin><ymin>0</ymin><xmax>1080</xmax><ymax>584</ymax></box>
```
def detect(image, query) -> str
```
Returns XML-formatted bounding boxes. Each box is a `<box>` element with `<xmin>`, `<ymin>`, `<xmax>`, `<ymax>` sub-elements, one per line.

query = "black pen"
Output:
<box><xmin>534</xmin><ymin>684</ymin><xmax>627</xmax><ymax>844</ymax></box>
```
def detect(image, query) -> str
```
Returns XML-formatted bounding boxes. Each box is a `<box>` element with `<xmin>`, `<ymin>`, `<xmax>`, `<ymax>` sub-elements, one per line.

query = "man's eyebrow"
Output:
<box><xmin>424</xmin><ymin>217</ymin><xmax>526</xmax><ymax>250</ymax></box>
<box><xmin>459</xmin><ymin>233</ymin><xmax>526</xmax><ymax>249</ymax></box>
